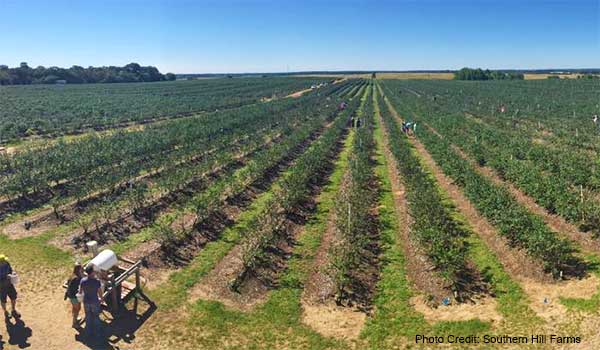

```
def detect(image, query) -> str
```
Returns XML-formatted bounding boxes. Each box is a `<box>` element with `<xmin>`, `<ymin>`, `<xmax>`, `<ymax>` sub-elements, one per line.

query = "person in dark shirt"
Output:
<box><xmin>64</xmin><ymin>263</ymin><xmax>84</xmax><ymax>328</ymax></box>
<box><xmin>79</xmin><ymin>265</ymin><xmax>103</xmax><ymax>337</ymax></box>
<box><xmin>0</xmin><ymin>254</ymin><xmax>19</xmax><ymax>319</ymax></box>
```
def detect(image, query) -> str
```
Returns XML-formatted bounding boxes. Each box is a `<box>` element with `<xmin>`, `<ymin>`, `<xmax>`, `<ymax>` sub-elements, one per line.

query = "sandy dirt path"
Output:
<box><xmin>286</xmin><ymin>87</ymin><xmax>314</xmax><ymax>98</ymax></box>
<box><xmin>0</xmin><ymin>266</ymin><xmax>92</xmax><ymax>350</ymax></box>
<box><xmin>0</xmin><ymin>262</ymin><xmax>157</xmax><ymax>350</ymax></box>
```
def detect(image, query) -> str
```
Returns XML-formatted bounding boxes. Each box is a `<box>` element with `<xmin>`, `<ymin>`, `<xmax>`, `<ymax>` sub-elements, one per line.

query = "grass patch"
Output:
<box><xmin>0</xmin><ymin>234</ymin><xmax>71</xmax><ymax>269</ymax></box>
<box><xmin>182</xmin><ymin>291</ymin><xmax>344</xmax><ymax>350</ymax></box>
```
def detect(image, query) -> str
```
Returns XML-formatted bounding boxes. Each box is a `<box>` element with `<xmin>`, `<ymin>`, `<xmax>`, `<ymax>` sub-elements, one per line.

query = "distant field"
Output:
<box><xmin>298</xmin><ymin>73</ymin><xmax>373</xmax><ymax>79</ymax></box>
<box><xmin>0</xmin><ymin>76</ymin><xmax>330</xmax><ymax>143</ymax></box>
<box><xmin>377</xmin><ymin>72</ymin><xmax>454</xmax><ymax>79</ymax></box>
<box><xmin>301</xmin><ymin>72</ymin><xmax>596</xmax><ymax>80</ymax></box>
<box><xmin>299</xmin><ymin>72</ymin><xmax>454</xmax><ymax>79</ymax></box>
<box><xmin>524</xmin><ymin>73</ymin><xmax>580</xmax><ymax>79</ymax></box>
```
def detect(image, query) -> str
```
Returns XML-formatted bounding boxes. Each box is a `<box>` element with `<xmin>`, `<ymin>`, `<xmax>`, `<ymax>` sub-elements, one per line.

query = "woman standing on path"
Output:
<box><xmin>64</xmin><ymin>263</ymin><xmax>84</xmax><ymax>328</ymax></box>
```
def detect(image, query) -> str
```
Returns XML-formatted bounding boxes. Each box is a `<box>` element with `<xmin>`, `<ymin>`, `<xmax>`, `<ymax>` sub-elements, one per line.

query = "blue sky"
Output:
<box><xmin>2</xmin><ymin>0</ymin><xmax>599</xmax><ymax>73</ymax></box>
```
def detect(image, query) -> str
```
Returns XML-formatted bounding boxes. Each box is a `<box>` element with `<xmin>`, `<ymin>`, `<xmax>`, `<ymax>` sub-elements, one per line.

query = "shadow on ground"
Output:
<box><xmin>4</xmin><ymin>315</ymin><xmax>32</xmax><ymax>349</ymax></box>
<box><xmin>74</xmin><ymin>299</ymin><xmax>157</xmax><ymax>350</ymax></box>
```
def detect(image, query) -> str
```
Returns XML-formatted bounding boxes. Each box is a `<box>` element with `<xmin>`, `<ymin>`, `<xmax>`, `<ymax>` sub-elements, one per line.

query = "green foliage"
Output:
<box><xmin>454</xmin><ymin>67</ymin><xmax>524</xmax><ymax>80</ymax></box>
<box><xmin>0</xmin><ymin>76</ymin><xmax>332</xmax><ymax>141</ymax></box>
<box><xmin>0</xmin><ymin>81</ymin><xmax>355</xmax><ymax>220</ymax></box>
<box><xmin>578</xmin><ymin>74</ymin><xmax>600</xmax><ymax>79</ymax></box>
<box><xmin>0</xmin><ymin>62</ymin><xmax>171</xmax><ymax>85</ymax></box>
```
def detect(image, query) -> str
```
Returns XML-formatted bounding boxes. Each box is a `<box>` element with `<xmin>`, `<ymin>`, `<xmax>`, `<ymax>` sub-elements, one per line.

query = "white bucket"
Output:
<box><xmin>9</xmin><ymin>273</ymin><xmax>19</xmax><ymax>285</ymax></box>
<box><xmin>89</xmin><ymin>249</ymin><xmax>118</xmax><ymax>271</ymax></box>
<box><xmin>86</xmin><ymin>241</ymin><xmax>99</xmax><ymax>256</ymax></box>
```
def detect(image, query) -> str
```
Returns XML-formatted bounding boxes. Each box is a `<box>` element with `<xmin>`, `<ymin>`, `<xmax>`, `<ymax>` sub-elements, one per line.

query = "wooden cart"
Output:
<box><xmin>102</xmin><ymin>256</ymin><xmax>154</xmax><ymax>313</ymax></box>
<box><xmin>63</xmin><ymin>256</ymin><xmax>154</xmax><ymax>314</ymax></box>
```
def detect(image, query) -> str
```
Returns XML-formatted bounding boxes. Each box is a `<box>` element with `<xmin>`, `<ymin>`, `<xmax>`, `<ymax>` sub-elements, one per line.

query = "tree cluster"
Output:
<box><xmin>577</xmin><ymin>74</ymin><xmax>600</xmax><ymax>80</ymax></box>
<box><xmin>0</xmin><ymin>62</ymin><xmax>176</xmax><ymax>85</ymax></box>
<box><xmin>454</xmin><ymin>67</ymin><xmax>524</xmax><ymax>81</ymax></box>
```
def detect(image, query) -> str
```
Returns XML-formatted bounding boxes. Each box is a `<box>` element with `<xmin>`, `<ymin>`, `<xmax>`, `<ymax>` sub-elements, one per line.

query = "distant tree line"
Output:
<box><xmin>454</xmin><ymin>67</ymin><xmax>524</xmax><ymax>81</ymax></box>
<box><xmin>0</xmin><ymin>62</ymin><xmax>176</xmax><ymax>85</ymax></box>
<box><xmin>577</xmin><ymin>74</ymin><xmax>600</xmax><ymax>79</ymax></box>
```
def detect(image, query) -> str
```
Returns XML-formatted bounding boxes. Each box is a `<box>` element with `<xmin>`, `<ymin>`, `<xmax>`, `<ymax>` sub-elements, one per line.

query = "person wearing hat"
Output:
<box><xmin>0</xmin><ymin>254</ymin><xmax>20</xmax><ymax>319</ymax></box>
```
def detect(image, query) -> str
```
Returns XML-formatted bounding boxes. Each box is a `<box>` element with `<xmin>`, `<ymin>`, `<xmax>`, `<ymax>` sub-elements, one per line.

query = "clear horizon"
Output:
<box><xmin>2</xmin><ymin>0</ymin><xmax>599</xmax><ymax>74</ymax></box>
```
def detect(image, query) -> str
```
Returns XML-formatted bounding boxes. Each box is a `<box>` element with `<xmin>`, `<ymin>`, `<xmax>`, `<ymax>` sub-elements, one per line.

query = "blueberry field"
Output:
<box><xmin>2</xmin><ymin>77</ymin><xmax>600</xmax><ymax>349</ymax></box>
